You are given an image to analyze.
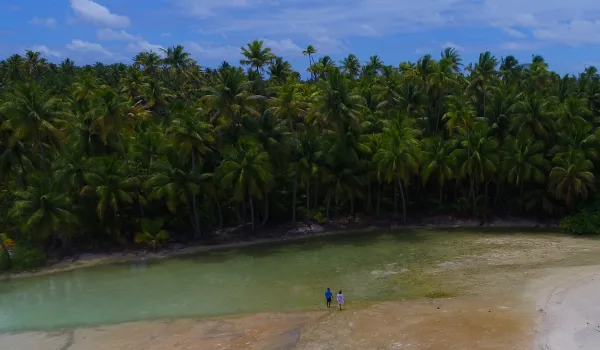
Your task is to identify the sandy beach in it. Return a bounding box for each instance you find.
[1,232,598,349]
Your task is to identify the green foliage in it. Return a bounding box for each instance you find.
[135,218,169,251]
[561,200,600,234]
[1,42,600,257]
[1,244,47,271]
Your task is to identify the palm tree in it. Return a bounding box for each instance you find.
[443,93,476,136]
[421,137,456,203]
[1,83,70,176]
[9,182,77,244]
[80,158,140,221]
[302,45,317,79]
[88,86,149,165]
[202,63,257,132]
[512,94,556,141]
[374,114,420,222]
[503,139,549,210]
[454,124,500,212]
[134,51,163,77]
[267,78,308,134]
[296,131,322,222]
[469,51,498,120]
[135,218,169,252]
[160,45,193,72]
[23,50,47,82]
[441,47,462,73]
[549,153,595,209]
[268,57,298,84]
[218,139,273,230]
[310,68,364,137]
[145,157,210,237]
[240,40,275,75]
[166,113,214,170]
[341,54,361,79]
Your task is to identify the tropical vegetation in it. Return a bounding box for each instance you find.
[1,42,599,269]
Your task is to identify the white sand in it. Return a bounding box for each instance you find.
[533,266,600,350]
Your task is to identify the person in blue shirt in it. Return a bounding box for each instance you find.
[325,288,333,308]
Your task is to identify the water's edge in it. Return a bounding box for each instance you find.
[1,220,561,281]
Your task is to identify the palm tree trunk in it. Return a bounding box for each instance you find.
[306,178,310,223]
[484,180,489,211]
[0,238,11,269]
[215,195,224,229]
[314,181,319,210]
[242,200,247,225]
[439,184,444,204]
[519,184,524,213]
[326,197,331,219]
[248,188,255,231]
[376,181,381,216]
[367,183,371,214]
[398,176,407,224]
[292,172,298,224]
[261,191,269,226]
[394,179,398,216]
[192,195,201,238]
[350,196,355,215]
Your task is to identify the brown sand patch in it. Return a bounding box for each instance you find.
[298,296,533,350]
[0,312,324,350]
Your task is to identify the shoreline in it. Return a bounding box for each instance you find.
[0,216,560,280]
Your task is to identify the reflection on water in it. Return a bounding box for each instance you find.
[0,230,549,332]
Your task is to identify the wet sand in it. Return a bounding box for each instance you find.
[1,234,599,349]
[530,266,600,350]
[0,296,533,350]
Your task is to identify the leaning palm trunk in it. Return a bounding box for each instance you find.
[191,195,201,238]
[398,177,407,224]
[261,191,269,226]
[215,195,224,229]
[292,173,298,224]
[305,178,310,223]
[394,179,398,216]
[376,181,381,216]
[248,188,255,231]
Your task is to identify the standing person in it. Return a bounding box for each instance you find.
[337,290,345,310]
[325,288,333,308]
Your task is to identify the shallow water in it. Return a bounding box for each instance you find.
[0,229,556,332]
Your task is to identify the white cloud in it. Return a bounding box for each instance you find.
[502,27,526,38]
[30,17,57,28]
[261,38,302,56]
[30,45,61,58]
[441,41,464,51]
[97,28,140,41]
[70,0,130,28]
[185,41,240,60]
[174,0,600,52]
[66,39,113,56]
[498,41,541,52]
[360,24,379,37]
[126,40,165,53]
[174,0,255,17]
[533,20,600,46]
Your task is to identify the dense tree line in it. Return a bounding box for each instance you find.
[0,41,598,265]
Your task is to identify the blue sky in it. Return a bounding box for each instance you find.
[2,0,600,74]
